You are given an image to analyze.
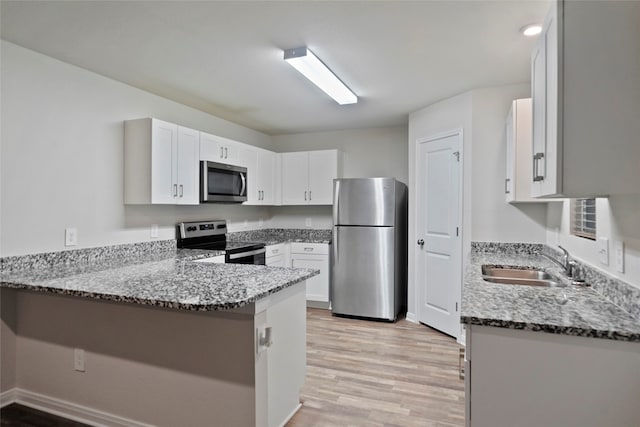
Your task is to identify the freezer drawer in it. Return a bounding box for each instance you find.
[331,226,397,320]
[333,178,397,226]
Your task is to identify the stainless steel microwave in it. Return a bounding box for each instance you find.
[200,161,247,203]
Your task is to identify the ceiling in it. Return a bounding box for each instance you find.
[0,1,549,135]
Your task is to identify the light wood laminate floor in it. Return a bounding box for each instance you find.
[287,308,465,427]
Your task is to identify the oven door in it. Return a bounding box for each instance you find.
[200,161,247,203]
[226,248,266,265]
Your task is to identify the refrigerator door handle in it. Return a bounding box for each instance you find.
[333,227,338,264]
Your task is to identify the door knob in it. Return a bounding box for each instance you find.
[417,239,424,247]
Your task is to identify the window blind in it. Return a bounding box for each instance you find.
[571,198,596,240]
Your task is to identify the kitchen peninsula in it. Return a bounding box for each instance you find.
[0,240,317,427]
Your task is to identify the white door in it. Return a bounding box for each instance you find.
[416,131,462,338]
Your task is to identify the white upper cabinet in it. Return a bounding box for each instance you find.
[282,149,339,205]
[124,118,199,205]
[531,0,640,198]
[505,98,542,203]
[199,132,241,166]
[243,147,279,205]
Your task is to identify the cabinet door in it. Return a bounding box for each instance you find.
[531,2,561,197]
[176,126,200,205]
[308,150,338,205]
[505,103,516,203]
[266,254,285,267]
[282,152,309,205]
[257,149,276,205]
[291,255,329,302]
[199,132,219,161]
[151,119,178,204]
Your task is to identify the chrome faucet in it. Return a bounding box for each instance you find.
[543,245,577,278]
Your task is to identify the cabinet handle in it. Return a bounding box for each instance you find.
[224,147,228,159]
[220,147,224,159]
[272,249,279,254]
[304,191,307,201]
[459,348,465,380]
[309,191,312,201]
[505,178,511,194]
[304,247,313,252]
[533,152,544,182]
[179,184,183,197]
[173,184,178,197]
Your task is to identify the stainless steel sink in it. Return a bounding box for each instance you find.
[481,265,563,287]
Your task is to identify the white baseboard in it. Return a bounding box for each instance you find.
[278,402,302,427]
[405,311,417,323]
[0,388,18,408]
[1,388,153,427]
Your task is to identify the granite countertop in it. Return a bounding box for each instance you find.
[228,228,332,245]
[462,251,640,342]
[1,249,318,311]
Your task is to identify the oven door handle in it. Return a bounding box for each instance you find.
[239,172,247,197]
[227,248,266,260]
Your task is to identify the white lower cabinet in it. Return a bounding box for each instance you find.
[465,325,640,427]
[289,243,329,305]
[265,243,286,267]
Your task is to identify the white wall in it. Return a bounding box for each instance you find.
[407,84,548,322]
[547,196,640,289]
[270,126,408,229]
[0,42,273,256]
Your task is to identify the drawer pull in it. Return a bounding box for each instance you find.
[459,347,465,380]
[304,247,314,252]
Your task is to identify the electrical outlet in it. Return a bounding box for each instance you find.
[150,224,159,239]
[65,228,78,246]
[259,218,264,227]
[243,220,248,228]
[615,241,625,273]
[74,348,85,372]
[598,237,609,266]
[305,218,312,227]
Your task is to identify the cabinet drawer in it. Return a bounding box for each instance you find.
[266,243,285,258]
[290,242,328,255]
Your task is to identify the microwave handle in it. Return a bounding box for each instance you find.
[239,172,246,197]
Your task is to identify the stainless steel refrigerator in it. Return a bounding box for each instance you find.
[330,178,407,321]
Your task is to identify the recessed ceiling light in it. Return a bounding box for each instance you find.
[284,47,358,105]
[521,24,542,36]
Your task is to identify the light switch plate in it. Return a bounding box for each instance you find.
[150,224,159,239]
[615,241,625,273]
[305,218,312,227]
[598,237,609,265]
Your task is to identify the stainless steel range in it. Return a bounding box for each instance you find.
[176,220,266,265]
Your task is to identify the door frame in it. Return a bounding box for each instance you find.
[413,129,464,340]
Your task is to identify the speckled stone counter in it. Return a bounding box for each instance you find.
[1,242,318,311]
[462,243,640,342]
[228,228,332,245]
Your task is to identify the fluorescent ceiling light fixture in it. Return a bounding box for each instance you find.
[284,47,357,105]
[521,24,542,36]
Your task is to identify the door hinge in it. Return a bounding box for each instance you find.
[453,151,460,162]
